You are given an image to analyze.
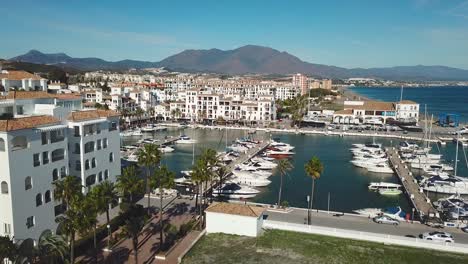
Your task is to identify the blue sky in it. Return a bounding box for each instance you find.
[1,0,468,69]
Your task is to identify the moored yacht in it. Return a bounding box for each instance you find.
[212,183,260,199]
[422,175,468,194]
[176,135,197,144]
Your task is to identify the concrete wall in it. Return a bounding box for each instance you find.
[206,212,261,237]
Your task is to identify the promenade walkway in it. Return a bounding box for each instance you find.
[386,147,436,220]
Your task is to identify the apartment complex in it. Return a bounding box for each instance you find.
[0,91,120,244]
[0,70,48,92]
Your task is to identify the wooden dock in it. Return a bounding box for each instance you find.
[386,147,436,220]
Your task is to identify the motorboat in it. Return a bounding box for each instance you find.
[433,195,468,211]
[181,170,192,177]
[353,152,387,159]
[366,163,394,174]
[174,176,192,185]
[159,145,175,153]
[351,159,388,168]
[120,130,134,137]
[249,161,277,170]
[132,129,143,136]
[122,152,138,162]
[413,163,454,172]
[422,175,468,194]
[230,144,249,153]
[352,143,382,150]
[233,168,271,178]
[212,183,260,199]
[138,138,160,144]
[265,149,295,159]
[141,124,156,132]
[398,141,420,151]
[270,141,295,151]
[176,135,197,144]
[353,206,406,221]
[368,182,401,191]
[229,175,271,187]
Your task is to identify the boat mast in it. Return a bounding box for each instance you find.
[455,132,460,177]
[399,85,403,102]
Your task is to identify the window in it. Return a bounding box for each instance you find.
[85,141,95,153]
[42,151,49,164]
[74,126,80,137]
[25,176,32,190]
[96,123,101,134]
[84,125,94,136]
[85,174,96,187]
[41,132,48,145]
[60,166,66,178]
[91,158,96,168]
[33,153,40,167]
[85,160,90,170]
[11,136,28,151]
[109,122,117,131]
[109,152,114,162]
[44,191,51,203]
[97,139,102,150]
[103,138,108,149]
[98,172,103,182]
[54,204,66,216]
[74,143,80,154]
[1,181,8,194]
[50,129,65,143]
[104,169,109,179]
[3,223,11,235]
[52,169,59,181]
[75,160,81,171]
[36,193,42,206]
[51,149,65,162]
[26,216,35,229]
[0,138,5,152]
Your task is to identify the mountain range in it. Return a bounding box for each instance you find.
[8,45,468,81]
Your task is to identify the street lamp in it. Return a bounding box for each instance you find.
[307,195,311,225]
[107,224,111,250]
[411,208,415,224]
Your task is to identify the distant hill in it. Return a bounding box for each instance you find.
[9,46,468,80]
[0,59,76,83]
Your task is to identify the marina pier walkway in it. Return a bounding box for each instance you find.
[386,147,436,220]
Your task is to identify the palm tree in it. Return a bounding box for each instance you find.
[0,236,17,262]
[36,231,68,264]
[116,165,144,203]
[150,165,175,246]
[304,156,324,225]
[277,159,294,207]
[53,175,82,209]
[55,207,80,264]
[122,205,145,264]
[89,181,118,241]
[135,107,145,126]
[137,144,162,215]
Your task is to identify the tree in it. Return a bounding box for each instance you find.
[53,176,83,264]
[304,156,324,224]
[116,165,144,203]
[122,205,146,264]
[135,107,145,126]
[277,159,294,207]
[150,165,175,246]
[89,181,118,241]
[0,236,17,262]
[137,144,162,215]
[35,231,68,264]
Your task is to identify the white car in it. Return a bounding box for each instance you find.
[421,231,454,243]
[373,215,400,225]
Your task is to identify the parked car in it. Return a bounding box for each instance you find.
[421,231,454,243]
[373,215,400,225]
[461,226,468,233]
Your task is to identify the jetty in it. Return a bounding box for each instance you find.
[386,147,436,220]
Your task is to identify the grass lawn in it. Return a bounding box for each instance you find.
[182,229,468,264]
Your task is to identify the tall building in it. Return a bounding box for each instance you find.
[0,91,121,245]
[292,73,308,95]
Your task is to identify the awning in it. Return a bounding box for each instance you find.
[34,124,68,132]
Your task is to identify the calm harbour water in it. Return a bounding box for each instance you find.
[123,128,468,213]
[349,86,468,122]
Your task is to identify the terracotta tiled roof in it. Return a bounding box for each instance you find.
[352,101,395,111]
[335,109,353,115]
[0,115,60,131]
[54,93,82,100]
[205,202,265,217]
[5,91,53,99]
[0,70,43,80]
[398,100,418,105]
[67,110,120,122]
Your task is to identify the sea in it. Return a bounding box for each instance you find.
[123,126,468,214]
[349,86,468,123]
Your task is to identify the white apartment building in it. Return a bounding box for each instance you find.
[0,91,120,245]
[0,70,48,92]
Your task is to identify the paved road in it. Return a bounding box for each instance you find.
[266,208,468,244]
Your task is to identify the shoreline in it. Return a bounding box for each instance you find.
[160,123,441,143]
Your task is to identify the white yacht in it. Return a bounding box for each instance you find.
[366,163,394,174]
[270,141,295,151]
[230,144,249,153]
[176,135,197,144]
[249,161,277,170]
[212,183,260,199]
[132,129,143,136]
[229,175,271,187]
[368,182,401,195]
[122,152,138,163]
[233,168,271,178]
[413,163,454,172]
[159,145,175,153]
[351,159,387,168]
[120,130,134,137]
[422,175,468,194]
[141,124,156,132]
